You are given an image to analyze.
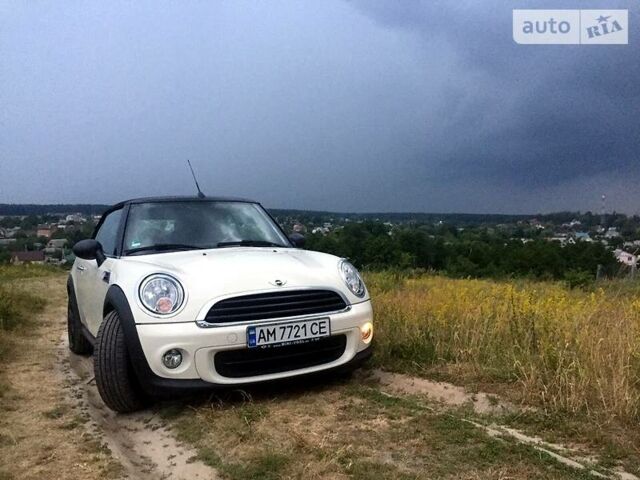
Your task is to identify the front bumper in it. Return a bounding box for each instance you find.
[134,300,373,388]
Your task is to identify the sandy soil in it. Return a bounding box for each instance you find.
[372,369,639,480]
[372,369,515,414]
[60,338,216,480]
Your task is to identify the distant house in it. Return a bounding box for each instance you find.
[562,219,582,228]
[65,213,85,224]
[11,251,45,265]
[575,232,592,242]
[549,234,575,246]
[36,224,56,238]
[46,238,68,250]
[44,238,68,256]
[0,227,20,239]
[311,227,329,235]
[605,227,621,239]
[529,219,545,230]
[614,249,637,267]
[6,227,20,238]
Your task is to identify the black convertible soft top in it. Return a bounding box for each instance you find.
[115,195,257,207]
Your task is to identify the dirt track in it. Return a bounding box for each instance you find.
[60,335,217,480]
[0,275,218,480]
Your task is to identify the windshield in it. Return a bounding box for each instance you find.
[122,201,290,255]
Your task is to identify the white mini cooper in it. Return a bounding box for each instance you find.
[68,196,373,412]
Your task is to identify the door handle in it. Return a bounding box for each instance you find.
[77,265,86,272]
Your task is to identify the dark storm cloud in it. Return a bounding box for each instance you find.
[0,1,638,213]
[350,0,640,202]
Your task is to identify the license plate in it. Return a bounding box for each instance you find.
[246,318,330,348]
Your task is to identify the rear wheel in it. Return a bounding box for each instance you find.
[94,311,147,413]
[67,290,92,355]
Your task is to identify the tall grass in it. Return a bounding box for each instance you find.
[0,263,61,281]
[0,266,53,361]
[0,284,45,331]
[366,271,640,422]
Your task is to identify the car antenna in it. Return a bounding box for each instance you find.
[187,160,206,198]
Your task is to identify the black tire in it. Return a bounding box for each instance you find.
[94,311,147,413]
[67,289,93,355]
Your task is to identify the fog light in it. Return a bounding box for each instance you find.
[360,322,373,343]
[162,349,183,369]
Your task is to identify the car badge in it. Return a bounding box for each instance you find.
[270,279,287,287]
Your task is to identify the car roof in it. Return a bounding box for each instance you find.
[112,195,259,208]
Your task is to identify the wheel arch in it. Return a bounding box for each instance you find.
[103,295,116,318]
[67,274,94,353]
[103,284,132,320]
[102,285,215,396]
[102,284,157,391]
[66,274,75,297]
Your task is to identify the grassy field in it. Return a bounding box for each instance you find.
[156,272,640,479]
[162,379,598,480]
[366,272,640,423]
[0,266,124,480]
[0,265,55,362]
[1,264,639,478]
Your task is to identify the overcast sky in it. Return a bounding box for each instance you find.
[1,1,638,214]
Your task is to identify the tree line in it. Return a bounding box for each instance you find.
[306,222,619,284]
[0,204,109,216]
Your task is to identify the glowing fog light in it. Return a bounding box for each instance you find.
[360,322,373,343]
[162,349,183,369]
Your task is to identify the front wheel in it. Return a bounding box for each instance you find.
[94,311,147,413]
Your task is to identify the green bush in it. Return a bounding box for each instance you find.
[563,270,593,289]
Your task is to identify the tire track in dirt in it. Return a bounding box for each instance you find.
[374,369,639,480]
[56,334,218,480]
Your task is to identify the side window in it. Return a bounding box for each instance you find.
[94,209,123,256]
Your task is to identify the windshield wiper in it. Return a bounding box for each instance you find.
[125,244,208,255]
[216,240,287,248]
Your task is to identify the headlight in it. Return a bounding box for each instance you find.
[139,274,185,315]
[338,259,366,298]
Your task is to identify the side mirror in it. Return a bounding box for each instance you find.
[289,233,306,248]
[73,239,106,266]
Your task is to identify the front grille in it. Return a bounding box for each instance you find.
[204,289,348,324]
[214,335,347,378]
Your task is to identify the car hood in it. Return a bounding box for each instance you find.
[114,247,367,321]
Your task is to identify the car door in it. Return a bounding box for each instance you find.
[76,208,124,336]
[73,255,95,326]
